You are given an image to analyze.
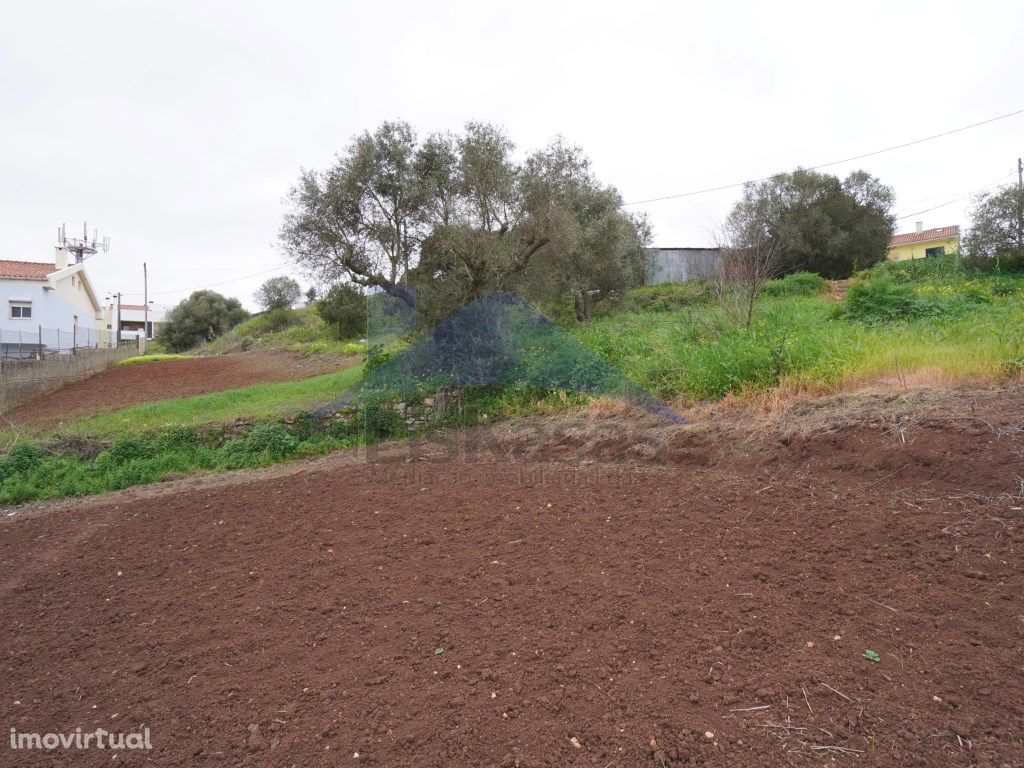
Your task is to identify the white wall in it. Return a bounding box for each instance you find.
[1,277,99,332]
[0,277,109,353]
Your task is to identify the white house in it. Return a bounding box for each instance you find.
[102,302,171,342]
[0,247,108,357]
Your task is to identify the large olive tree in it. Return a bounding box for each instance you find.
[516,184,651,323]
[280,121,647,323]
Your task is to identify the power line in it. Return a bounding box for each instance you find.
[894,171,1015,207]
[895,172,1016,221]
[123,263,290,298]
[623,107,1024,206]
[148,266,285,273]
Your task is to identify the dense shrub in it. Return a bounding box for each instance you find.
[864,254,968,283]
[243,422,299,458]
[762,271,827,297]
[362,403,407,441]
[623,282,711,313]
[0,443,47,478]
[841,278,937,322]
[240,308,301,335]
[990,276,1022,297]
[317,284,367,341]
[159,290,250,352]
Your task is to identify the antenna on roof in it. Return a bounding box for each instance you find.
[57,221,111,263]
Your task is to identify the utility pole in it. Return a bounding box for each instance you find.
[143,262,149,352]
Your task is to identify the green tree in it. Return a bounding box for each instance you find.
[517,186,651,322]
[963,184,1024,271]
[281,121,636,323]
[316,283,367,340]
[728,168,895,278]
[281,120,431,299]
[159,290,249,352]
[254,276,302,311]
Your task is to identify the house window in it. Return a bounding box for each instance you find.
[925,246,946,258]
[9,300,32,319]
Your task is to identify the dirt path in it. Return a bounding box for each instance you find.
[2,351,359,431]
[1,388,1022,766]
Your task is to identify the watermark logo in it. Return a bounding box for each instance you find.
[9,727,152,751]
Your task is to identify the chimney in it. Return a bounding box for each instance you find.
[54,246,69,270]
[915,221,923,233]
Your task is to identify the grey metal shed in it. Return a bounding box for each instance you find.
[646,248,720,284]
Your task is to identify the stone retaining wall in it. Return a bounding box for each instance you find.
[0,347,138,414]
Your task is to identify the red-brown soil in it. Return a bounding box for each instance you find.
[1,388,1023,767]
[2,352,357,431]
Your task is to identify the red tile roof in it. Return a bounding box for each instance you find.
[889,225,960,247]
[0,260,58,279]
[121,304,149,311]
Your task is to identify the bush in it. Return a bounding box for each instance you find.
[261,307,301,333]
[841,278,936,322]
[243,421,298,459]
[865,254,968,283]
[990,276,1023,297]
[762,271,827,297]
[362,403,407,441]
[0,443,47,478]
[623,282,711,313]
[317,284,367,341]
[159,290,250,352]
[98,436,150,467]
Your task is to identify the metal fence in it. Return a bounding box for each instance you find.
[0,325,122,358]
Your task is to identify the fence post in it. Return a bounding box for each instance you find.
[73,325,77,354]
[37,325,42,360]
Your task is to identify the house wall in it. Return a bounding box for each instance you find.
[52,272,104,326]
[0,345,138,413]
[888,236,960,261]
[1,277,99,333]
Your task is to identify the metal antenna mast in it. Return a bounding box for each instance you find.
[57,222,110,264]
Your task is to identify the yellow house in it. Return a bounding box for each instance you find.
[888,223,960,261]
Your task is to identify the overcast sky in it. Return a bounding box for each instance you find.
[1,0,1021,310]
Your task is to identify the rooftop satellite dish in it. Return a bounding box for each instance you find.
[57,221,111,263]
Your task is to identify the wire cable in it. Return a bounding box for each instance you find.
[122,264,291,298]
[623,107,1024,206]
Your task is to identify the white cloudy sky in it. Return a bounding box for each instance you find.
[1,0,1021,309]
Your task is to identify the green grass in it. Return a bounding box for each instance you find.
[575,268,1024,401]
[66,365,364,438]
[0,421,365,505]
[3,256,1022,505]
[202,305,366,358]
[116,353,189,366]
